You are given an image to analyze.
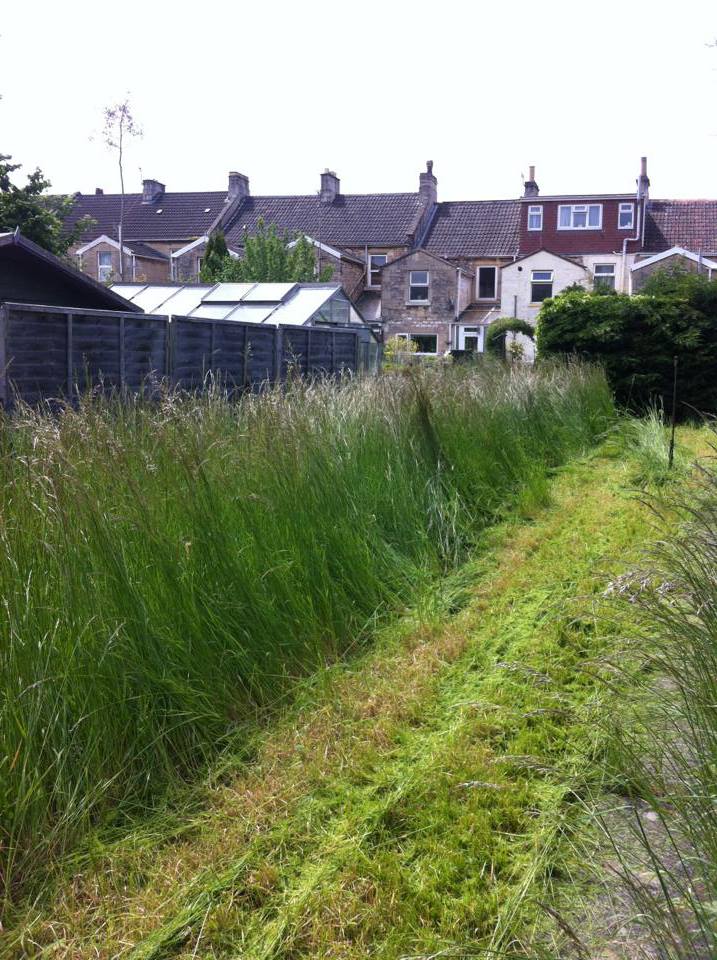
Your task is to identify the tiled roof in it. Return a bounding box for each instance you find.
[65,192,228,242]
[644,200,717,255]
[125,240,169,260]
[223,194,422,247]
[422,200,521,257]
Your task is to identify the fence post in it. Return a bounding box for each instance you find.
[668,354,678,470]
[354,330,360,373]
[66,312,74,397]
[306,328,312,376]
[331,331,336,374]
[119,315,126,388]
[274,326,282,382]
[0,305,6,406]
[243,327,250,388]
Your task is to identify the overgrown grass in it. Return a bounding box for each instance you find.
[0,361,612,905]
[592,432,717,958]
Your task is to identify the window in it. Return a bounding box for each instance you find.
[618,202,634,230]
[399,333,437,354]
[593,263,615,291]
[530,269,553,302]
[97,250,113,282]
[408,270,430,302]
[459,325,484,352]
[528,205,543,231]
[368,254,387,287]
[557,204,602,230]
[477,266,497,300]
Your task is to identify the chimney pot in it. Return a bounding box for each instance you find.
[637,156,650,200]
[95,187,104,195]
[320,169,340,204]
[142,179,165,204]
[419,160,437,208]
[523,164,539,198]
[228,171,250,202]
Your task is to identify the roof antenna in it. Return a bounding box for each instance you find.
[138,166,143,182]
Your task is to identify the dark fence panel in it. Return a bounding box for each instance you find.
[0,303,367,405]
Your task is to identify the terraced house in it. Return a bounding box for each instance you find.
[65,158,717,358]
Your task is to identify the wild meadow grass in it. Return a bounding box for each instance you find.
[596,425,717,958]
[0,360,612,904]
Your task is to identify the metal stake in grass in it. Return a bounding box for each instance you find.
[668,355,678,470]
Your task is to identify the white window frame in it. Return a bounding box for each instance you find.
[557,204,603,230]
[530,269,554,303]
[408,270,430,303]
[593,263,616,290]
[97,250,113,282]
[398,332,438,355]
[618,202,635,230]
[476,266,498,301]
[457,325,485,352]
[527,205,543,231]
[368,253,388,288]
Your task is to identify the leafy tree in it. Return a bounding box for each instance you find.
[202,219,334,283]
[100,99,142,281]
[199,230,229,282]
[536,287,717,416]
[0,154,93,257]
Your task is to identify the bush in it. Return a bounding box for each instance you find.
[485,317,535,357]
[536,286,717,415]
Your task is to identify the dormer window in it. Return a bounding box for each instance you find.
[618,203,635,229]
[408,270,430,303]
[368,254,387,287]
[528,205,543,231]
[558,204,602,230]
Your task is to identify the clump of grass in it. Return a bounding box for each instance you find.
[597,437,717,957]
[620,405,689,486]
[0,360,612,904]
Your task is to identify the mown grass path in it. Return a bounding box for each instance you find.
[8,434,703,960]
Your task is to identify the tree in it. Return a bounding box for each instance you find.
[200,220,334,283]
[536,287,717,416]
[101,99,142,281]
[0,154,93,257]
[199,230,229,283]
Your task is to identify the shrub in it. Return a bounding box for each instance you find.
[486,318,535,357]
[536,287,717,415]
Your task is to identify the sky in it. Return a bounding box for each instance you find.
[1,0,716,202]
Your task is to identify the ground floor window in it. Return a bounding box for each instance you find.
[456,325,485,352]
[398,333,438,354]
[530,269,553,303]
[593,263,615,291]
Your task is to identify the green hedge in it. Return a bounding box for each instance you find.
[536,284,717,415]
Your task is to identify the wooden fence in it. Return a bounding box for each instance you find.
[0,303,367,405]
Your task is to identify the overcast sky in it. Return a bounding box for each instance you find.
[2,1,715,202]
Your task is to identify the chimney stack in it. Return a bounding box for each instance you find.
[320,169,340,204]
[95,187,104,195]
[419,160,437,207]
[228,171,250,202]
[637,156,650,200]
[142,179,165,204]
[523,165,539,198]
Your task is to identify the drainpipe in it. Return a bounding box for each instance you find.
[621,203,642,294]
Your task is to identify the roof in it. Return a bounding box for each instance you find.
[65,191,229,243]
[501,248,587,270]
[111,281,367,327]
[75,234,169,261]
[631,246,717,272]
[0,231,142,311]
[380,247,475,276]
[223,194,422,247]
[422,200,521,257]
[643,200,717,255]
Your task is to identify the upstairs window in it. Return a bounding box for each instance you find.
[558,204,602,229]
[98,250,113,282]
[368,254,387,287]
[528,205,543,231]
[593,263,616,291]
[409,270,430,302]
[477,266,497,300]
[618,202,635,229]
[530,269,553,302]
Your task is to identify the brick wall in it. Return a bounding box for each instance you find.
[519,197,645,256]
[380,250,461,353]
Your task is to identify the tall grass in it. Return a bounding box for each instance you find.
[0,360,612,903]
[599,433,717,957]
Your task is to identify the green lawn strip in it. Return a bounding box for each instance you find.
[8,437,682,959]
